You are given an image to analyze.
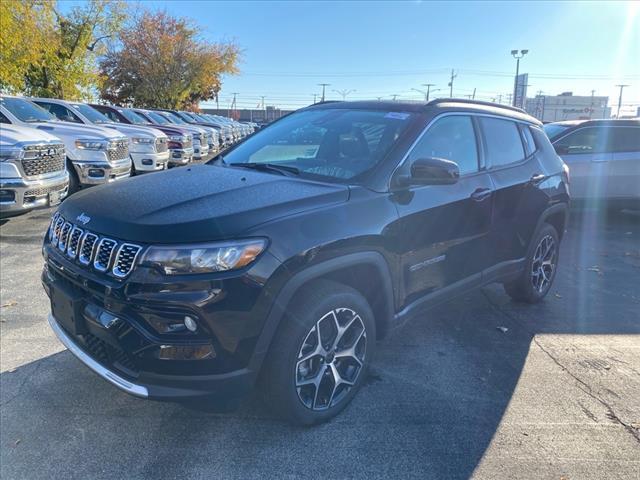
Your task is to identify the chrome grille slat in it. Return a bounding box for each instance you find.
[22,143,65,177]
[79,232,98,265]
[49,215,142,278]
[155,138,168,153]
[107,140,129,162]
[93,238,118,272]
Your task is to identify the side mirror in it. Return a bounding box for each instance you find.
[398,157,460,186]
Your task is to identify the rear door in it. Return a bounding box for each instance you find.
[606,126,640,202]
[481,116,550,271]
[391,114,494,307]
[552,126,613,200]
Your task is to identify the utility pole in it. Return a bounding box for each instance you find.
[421,83,436,101]
[472,87,476,100]
[333,89,355,100]
[391,94,399,101]
[448,69,457,97]
[615,84,629,118]
[506,93,513,105]
[511,49,529,107]
[318,83,331,102]
[312,94,317,104]
[411,88,429,102]
[260,96,266,110]
[215,93,219,110]
[230,92,239,118]
[497,94,502,104]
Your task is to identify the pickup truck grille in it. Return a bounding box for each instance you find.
[182,136,193,149]
[155,137,168,153]
[22,143,65,177]
[48,213,143,279]
[107,140,129,163]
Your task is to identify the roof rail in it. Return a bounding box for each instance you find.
[426,98,527,114]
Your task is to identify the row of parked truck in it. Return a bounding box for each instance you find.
[0,95,256,217]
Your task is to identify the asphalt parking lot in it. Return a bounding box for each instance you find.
[1,206,639,480]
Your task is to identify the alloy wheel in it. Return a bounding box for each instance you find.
[295,308,367,411]
[531,234,556,294]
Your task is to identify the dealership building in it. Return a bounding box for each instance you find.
[525,92,611,122]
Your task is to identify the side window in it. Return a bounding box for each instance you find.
[39,103,81,123]
[0,111,9,123]
[520,125,537,156]
[407,115,479,175]
[103,110,121,122]
[553,127,609,155]
[608,127,640,153]
[479,117,525,167]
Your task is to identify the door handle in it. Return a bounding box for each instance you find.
[529,173,546,185]
[470,187,492,202]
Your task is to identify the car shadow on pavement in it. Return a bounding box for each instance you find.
[1,209,639,480]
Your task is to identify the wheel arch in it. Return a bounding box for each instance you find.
[538,202,569,239]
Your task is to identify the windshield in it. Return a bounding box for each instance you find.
[164,112,187,124]
[71,104,112,124]
[543,123,572,140]
[1,97,54,123]
[222,108,413,183]
[119,108,147,125]
[147,111,170,125]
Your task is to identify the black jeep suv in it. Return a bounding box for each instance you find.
[42,99,569,425]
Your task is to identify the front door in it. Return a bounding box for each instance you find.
[390,114,494,308]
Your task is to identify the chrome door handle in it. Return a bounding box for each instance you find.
[470,188,492,201]
[530,173,546,184]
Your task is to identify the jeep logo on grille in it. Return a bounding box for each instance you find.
[76,213,91,225]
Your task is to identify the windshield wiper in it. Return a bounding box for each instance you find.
[229,163,300,176]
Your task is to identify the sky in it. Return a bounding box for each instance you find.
[70,0,640,114]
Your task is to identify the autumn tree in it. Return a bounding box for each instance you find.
[99,11,240,109]
[0,0,126,99]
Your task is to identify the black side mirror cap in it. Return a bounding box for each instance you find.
[398,157,460,186]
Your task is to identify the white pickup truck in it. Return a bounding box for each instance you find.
[0,123,69,217]
[31,98,170,174]
[0,96,131,192]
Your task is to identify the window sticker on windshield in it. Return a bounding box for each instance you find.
[385,112,410,120]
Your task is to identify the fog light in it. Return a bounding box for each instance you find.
[0,190,15,202]
[88,168,104,177]
[141,158,153,166]
[184,316,197,332]
[159,344,215,360]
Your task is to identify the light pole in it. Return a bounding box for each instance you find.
[615,84,629,118]
[333,89,355,101]
[318,83,331,102]
[511,49,529,107]
[422,83,436,101]
[411,88,429,102]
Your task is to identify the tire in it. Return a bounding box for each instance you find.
[504,223,560,303]
[66,159,80,194]
[261,279,375,425]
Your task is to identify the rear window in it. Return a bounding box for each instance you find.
[543,123,571,140]
[479,117,525,167]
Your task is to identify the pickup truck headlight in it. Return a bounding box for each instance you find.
[141,239,267,275]
[131,137,154,145]
[75,139,108,150]
[0,147,24,162]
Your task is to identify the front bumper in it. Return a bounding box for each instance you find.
[130,151,170,172]
[71,157,131,185]
[168,147,194,166]
[0,171,69,216]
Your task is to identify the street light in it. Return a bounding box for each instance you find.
[511,49,529,107]
[421,83,436,101]
[333,89,355,100]
[412,86,440,102]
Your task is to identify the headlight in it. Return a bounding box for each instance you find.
[75,139,108,150]
[0,147,24,162]
[141,239,267,275]
[131,137,154,144]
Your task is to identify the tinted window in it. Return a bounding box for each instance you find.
[553,127,610,154]
[223,108,413,182]
[543,123,570,140]
[0,97,54,122]
[609,127,640,153]
[0,111,9,123]
[408,115,478,175]
[479,117,525,167]
[101,109,121,122]
[71,104,111,124]
[520,125,536,156]
[38,102,82,123]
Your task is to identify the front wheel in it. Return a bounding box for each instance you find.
[261,280,375,425]
[504,223,560,303]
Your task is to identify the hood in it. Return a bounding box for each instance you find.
[101,123,166,139]
[34,121,126,140]
[0,123,61,146]
[147,124,190,137]
[58,164,349,243]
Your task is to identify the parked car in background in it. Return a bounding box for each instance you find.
[152,110,219,154]
[0,96,131,192]
[43,99,569,425]
[0,123,68,217]
[157,109,223,150]
[133,109,209,161]
[31,98,170,174]
[89,104,194,167]
[545,119,640,210]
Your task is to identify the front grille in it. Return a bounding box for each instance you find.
[94,238,117,272]
[82,332,139,375]
[21,143,65,177]
[25,181,67,198]
[48,214,142,278]
[107,140,129,162]
[183,136,193,148]
[155,137,168,153]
